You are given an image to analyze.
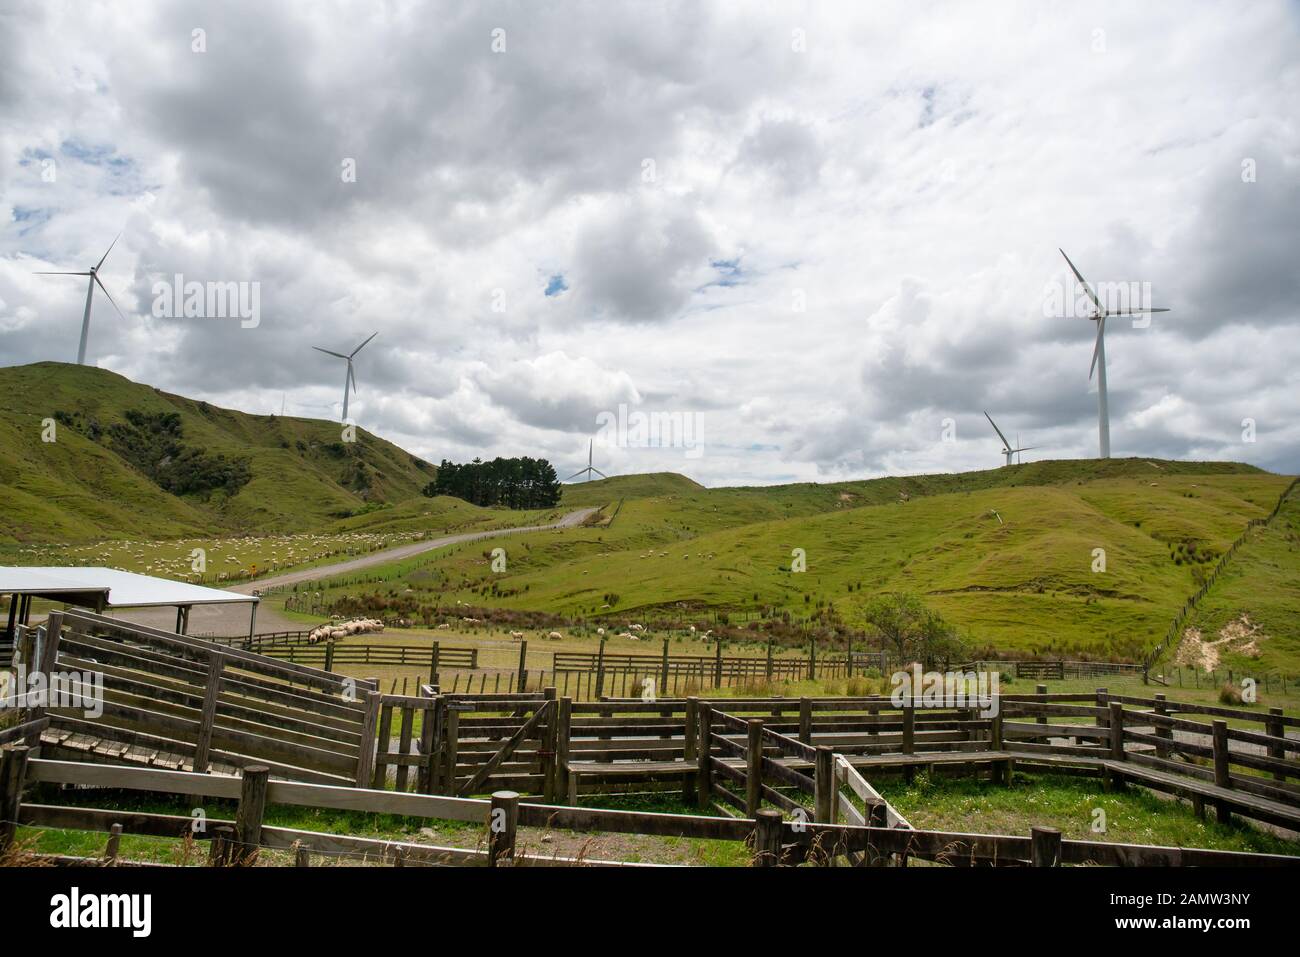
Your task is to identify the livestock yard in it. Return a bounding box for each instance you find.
[3,609,1298,871]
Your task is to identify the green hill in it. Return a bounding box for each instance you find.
[314,462,1294,663]
[0,362,437,542]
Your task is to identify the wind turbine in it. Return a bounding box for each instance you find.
[313,332,377,423]
[566,439,607,482]
[33,234,126,365]
[1059,249,1170,458]
[983,411,1036,467]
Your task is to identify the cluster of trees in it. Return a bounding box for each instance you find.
[423,456,562,509]
[105,410,252,500]
[861,592,966,668]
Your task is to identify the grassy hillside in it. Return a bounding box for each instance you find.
[0,362,437,542]
[296,463,1294,662]
[1181,486,1300,673]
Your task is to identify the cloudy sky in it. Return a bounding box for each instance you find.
[2,0,1298,485]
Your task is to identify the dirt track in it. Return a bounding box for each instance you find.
[108,507,598,636]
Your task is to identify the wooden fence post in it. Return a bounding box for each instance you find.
[208,825,235,866]
[1095,687,1108,728]
[1109,702,1125,760]
[813,746,833,823]
[428,641,440,687]
[713,641,723,688]
[0,745,30,854]
[1212,719,1232,823]
[660,638,670,694]
[798,697,812,744]
[1153,693,1170,759]
[746,719,763,816]
[556,696,573,803]
[595,638,607,698]
[682,697,698,803]
[487,790,520,867]
[355,689,382,788]
[441,706,461,794]
[1030,825,1061,866]
[234,765,270,866]
[807,639,816,680]
[753,809,783,866]
[902,699,916,755]
[697,701,713,809]
[765,639,774,680]
[192,652,224,775]
[104,823,122,863]
[25,611,63,746]
[1267,708,1285,782]
[541,687,558,803]
[1035,684,1047,726]
[516,640,528,693]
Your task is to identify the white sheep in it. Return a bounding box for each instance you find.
[547,631,563,640]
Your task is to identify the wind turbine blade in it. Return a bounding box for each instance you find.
[1059,248,1104,315]
[1089,315,1106,380]
[1109,307,1171,315]
[592,468,607,479]
[348,362,357,395]
[312,346,348,359]
[983,411,1011,449]
[95,233,121,272]
[350,331,378,357]
[93,274,127,320]
[33,270,91,276]
[565,470,585,481]
[1010,447,1040,453]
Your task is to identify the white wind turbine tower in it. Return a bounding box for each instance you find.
[983,412,1036,467]
[33,234,126,365]
[313,332,377,423]
[1059,249,1169,458]
[566,439,607,482]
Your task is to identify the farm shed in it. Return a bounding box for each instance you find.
[0,566,259,647]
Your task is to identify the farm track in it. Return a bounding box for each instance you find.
[227,506,599,593]
[107,507,599,635]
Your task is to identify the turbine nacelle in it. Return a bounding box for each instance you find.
[1058,248,1171,458]
[313,332,377,423]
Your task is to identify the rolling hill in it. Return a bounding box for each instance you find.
[0,362,438,542]
[320,461,1297,664]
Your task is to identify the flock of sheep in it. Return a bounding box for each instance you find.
[307,617,386,643]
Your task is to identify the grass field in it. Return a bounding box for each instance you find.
[288,465,1297,664]
[880,771,1300,857]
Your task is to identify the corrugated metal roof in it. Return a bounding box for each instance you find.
[0,566,258,608]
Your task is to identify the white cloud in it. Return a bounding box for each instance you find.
[1,0,1297,484]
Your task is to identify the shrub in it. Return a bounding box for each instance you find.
[1218,682,1243,706]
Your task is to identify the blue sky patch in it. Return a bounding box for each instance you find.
[544,273,568,297]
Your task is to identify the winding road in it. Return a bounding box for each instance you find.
[227,506,599,595]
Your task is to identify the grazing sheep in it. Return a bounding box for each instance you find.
[436,623,451,630]
[510,631,525,639]
[596,627,605,636]
[547,631,563,640]
[630,624,644,632]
